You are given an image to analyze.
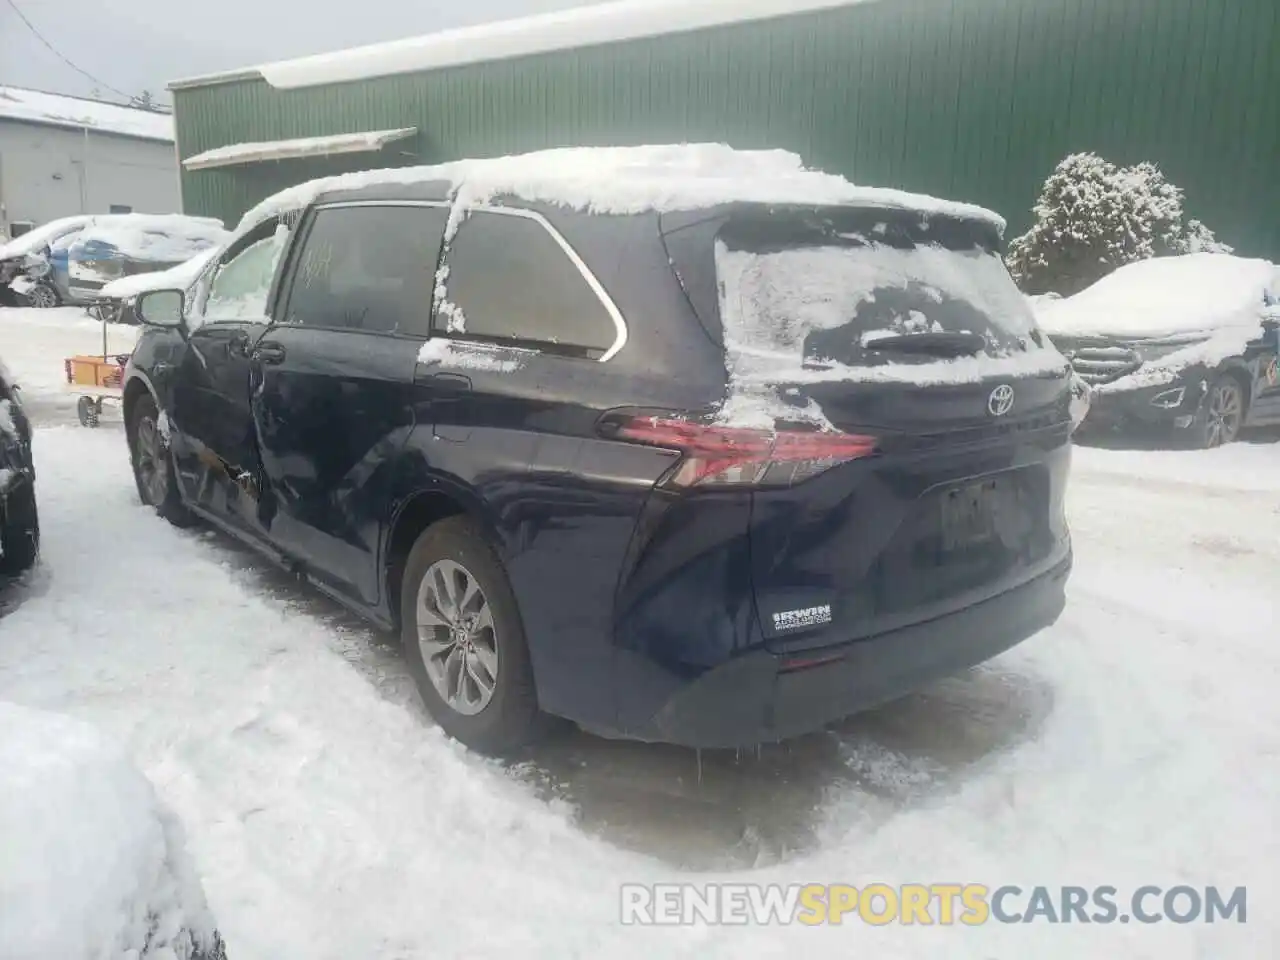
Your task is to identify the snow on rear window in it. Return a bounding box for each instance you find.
[715,238,1066,428]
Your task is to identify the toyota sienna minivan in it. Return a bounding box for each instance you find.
[123,145,1075,754]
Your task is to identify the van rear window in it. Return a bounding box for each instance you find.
[715,211,1040,370]
[699,208,1066,427]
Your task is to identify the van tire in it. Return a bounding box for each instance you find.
[399,517,544,756]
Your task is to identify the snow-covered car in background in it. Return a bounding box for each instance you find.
[0,215,92,307]
[95,246,223,325]
[0,356,38,575]
[0,702,227,959]
[64,215,229,306]
[1038,254,1280,447]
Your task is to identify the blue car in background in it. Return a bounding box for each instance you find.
[65,215,228,306]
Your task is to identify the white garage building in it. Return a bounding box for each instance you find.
[0,86,180,239]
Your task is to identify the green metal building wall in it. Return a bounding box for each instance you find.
[173,0,1280,256]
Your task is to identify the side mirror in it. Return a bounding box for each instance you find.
[135,289,185,328]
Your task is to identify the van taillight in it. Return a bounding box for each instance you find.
[610,415,877,488]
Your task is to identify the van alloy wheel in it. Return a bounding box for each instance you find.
[416,558,499,716]
[134,413,169,505]
[133,409,172,506]
[128,395,197,528]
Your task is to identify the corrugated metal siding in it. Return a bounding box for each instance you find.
[175,0,1280,256]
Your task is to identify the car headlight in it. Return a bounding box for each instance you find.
[1150,387,1186,409]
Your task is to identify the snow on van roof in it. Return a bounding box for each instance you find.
[173,0,883,91]
[237,143,1006,237]
[0,86,173,142]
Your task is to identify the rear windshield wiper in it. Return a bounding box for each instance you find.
[862,332,987,358]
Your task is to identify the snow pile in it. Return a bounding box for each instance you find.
[71,215,229,265]
[191,0,885,90]
[417,337,527,372]
[183,128,418,170]
[1007,153,1232,297]
[432,264,467,333]
[715,239,1066,428]
[0,86,173,142]
[0,216,92,261]
[0,702,223,960]
[100,247,222,301]
[238,143,1005,239]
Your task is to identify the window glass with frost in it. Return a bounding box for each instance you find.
[196,222,290,325]
[282,205,446,335]
[714,210,1045,376]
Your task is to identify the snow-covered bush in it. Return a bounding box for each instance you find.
[1006,153,1232,296]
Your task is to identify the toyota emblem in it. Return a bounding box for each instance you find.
[988,384,1015,417]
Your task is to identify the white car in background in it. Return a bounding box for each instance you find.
[66,215,228,306]
[95,245,224,324]
[0,702,227,960]
[1037,253,1280,447]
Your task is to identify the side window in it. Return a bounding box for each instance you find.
[196,220,290,325]
[282,205,446,336]
[436,210,618,358]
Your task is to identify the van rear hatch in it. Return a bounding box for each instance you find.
[663,205,1073,652]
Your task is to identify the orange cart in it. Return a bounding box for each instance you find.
[63,316,131,427]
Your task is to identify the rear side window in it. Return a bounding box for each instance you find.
[715,211,1042,370]
[283,205,447,336]
[437,210,617,358]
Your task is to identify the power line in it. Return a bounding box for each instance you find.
[3,0,163,108]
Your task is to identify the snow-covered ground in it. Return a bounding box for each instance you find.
[0,702,224,960]
[0,307,138,426]
[0,307,1276,958]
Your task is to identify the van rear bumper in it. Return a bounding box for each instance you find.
[622,554,1070,749]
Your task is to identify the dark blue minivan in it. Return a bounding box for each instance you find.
[123,148,1074,754]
